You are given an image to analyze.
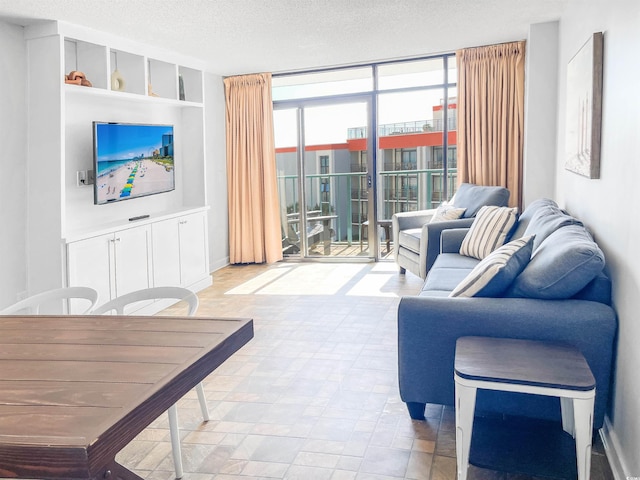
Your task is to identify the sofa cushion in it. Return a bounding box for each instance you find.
[460,206,518,260]
[505,225,605,299]
[450,236,534,298]
[510,198,558,240]
[422,268,475,294]
[453,183,511,218]
[522,204,582,251]
[398,228,422,254]
[430,204,466,223]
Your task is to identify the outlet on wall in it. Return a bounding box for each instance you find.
[76,170,94,186]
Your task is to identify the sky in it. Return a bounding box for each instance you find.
[274,88,454,147]
[272,64,456,148]
[96,123,173,162]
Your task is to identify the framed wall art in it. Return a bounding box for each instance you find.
[565,32,604,179]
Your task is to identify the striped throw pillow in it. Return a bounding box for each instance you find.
[459,206,518,259]
[450,235,534,298]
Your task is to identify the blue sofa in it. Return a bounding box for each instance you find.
[397,199,617,430]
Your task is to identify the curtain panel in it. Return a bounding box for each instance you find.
[224,73,283,264]
[456,41,525,210]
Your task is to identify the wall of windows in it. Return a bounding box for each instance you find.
[273,54,457,258]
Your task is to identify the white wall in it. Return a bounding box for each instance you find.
[555,0,640,475]
[204,72,229,270]
[523,21,559,206]
[0,21,27,307]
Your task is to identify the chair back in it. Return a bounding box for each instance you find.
[0,286,99,315]
[92,286,198,316]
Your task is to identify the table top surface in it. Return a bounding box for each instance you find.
[454,336,595,391]
[0,314,253,479]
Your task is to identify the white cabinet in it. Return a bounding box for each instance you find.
[67,225,152,306]
[67,209,211,314]
[179,211,209,287]
[113,226,153,297]
[152,211,209,288]
[67,233,112,307]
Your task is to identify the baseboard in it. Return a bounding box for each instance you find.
[209,257,230,272]
[188,275,213,292]
[600,417,629,480]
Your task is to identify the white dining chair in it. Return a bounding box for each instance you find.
[0,286,99,315]
[92,286,209,479]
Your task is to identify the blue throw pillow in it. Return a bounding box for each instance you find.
[509,198,558,240]
[522,204,582,251]
[453,183,510,218]
[450,235,534,298]
[505,225,605,299]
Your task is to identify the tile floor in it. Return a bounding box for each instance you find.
[117,261,614,480]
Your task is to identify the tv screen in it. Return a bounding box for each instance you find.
[93,122,175,205]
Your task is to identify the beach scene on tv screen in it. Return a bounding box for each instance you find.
[95,124,175,204]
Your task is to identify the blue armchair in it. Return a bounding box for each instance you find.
[392,183,510,279]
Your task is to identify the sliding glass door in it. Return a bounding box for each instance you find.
[275,99,374,259]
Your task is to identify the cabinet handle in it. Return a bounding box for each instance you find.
[179,220,188,225]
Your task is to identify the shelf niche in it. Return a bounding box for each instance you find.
[64,38,108,90]
[110,49,145,95]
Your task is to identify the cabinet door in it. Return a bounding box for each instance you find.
[113,225,152,298]
[67,233,113,310]
[151,218,181,287]
[178,212,209,287]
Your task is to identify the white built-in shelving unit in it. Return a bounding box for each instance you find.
[25,21,211,310]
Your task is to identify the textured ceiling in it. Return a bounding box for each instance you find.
[0,0,568,75]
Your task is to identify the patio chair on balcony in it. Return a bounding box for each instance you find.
[392,183,510,279]
[282,211,329,254]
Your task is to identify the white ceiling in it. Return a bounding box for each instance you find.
[0,0,568,76]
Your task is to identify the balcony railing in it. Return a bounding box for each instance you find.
[347,118,457,139]
[277,168,457,256]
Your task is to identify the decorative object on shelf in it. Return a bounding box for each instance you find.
[179,74,185,101]
[147,60,160,97]
[64,40,92,87]
[65,71,92,87]
[565,32,604,179]
[111,69,126,91]
[111,51,126,91]
[147,83,160,97]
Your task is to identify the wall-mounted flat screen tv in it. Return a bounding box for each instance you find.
[93,122,175,205]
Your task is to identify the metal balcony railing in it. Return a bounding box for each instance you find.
[277,168,457,255]
[348,118,457,139]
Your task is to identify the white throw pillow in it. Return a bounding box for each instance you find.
[429,204,466,223]
[459,206,518,260]
[450,235,534,297]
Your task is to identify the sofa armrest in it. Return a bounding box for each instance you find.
[392,210,436,263]
[393,209,436,231]
[420,218,475,274]
[440,228,470,253]
[397,296,617,428]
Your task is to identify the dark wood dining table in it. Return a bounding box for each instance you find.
[0,314,254,480]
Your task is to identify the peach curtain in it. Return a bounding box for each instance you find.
[456,41,525,209]
[224,73,283,264]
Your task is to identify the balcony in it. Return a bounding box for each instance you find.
[348,118,457,139]
[277,168,457,257]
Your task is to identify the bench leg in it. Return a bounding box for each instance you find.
[573,396,595,480]
[455,381,477,480]
[399,267,406,274]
